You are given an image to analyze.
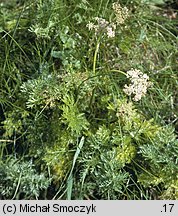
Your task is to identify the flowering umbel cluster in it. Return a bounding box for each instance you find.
[86,2,129,38]
[86,17,116,38]
[123,69,152,101]
[112,2,129,24]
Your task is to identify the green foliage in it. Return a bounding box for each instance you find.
[91,150,130,199]
[51,26,81,71]
[20,65,62,109]
[0,0,177,199]
[138,126,178,199]
[60,94,89,135]
[43,142,71,182]
[75,99,163,199]
[0,157,50,199]
[2,110,28,138]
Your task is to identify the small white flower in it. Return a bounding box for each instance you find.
[106,26,115,38]
[86,22,95,30]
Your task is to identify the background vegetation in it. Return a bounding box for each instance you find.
[0,0,177,199]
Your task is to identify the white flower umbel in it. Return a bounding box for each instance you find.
[86,18,116,39]
[123,69,152,101]
[112,2,129,24]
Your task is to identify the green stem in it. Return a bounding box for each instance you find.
[110,69,127,76]
[93,41,100,75]
[12,172,22,200]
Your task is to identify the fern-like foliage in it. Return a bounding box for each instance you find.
[21,65,62,109]
[0,157,50,199]
[60,94,89,135]
[138,126,178,199]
